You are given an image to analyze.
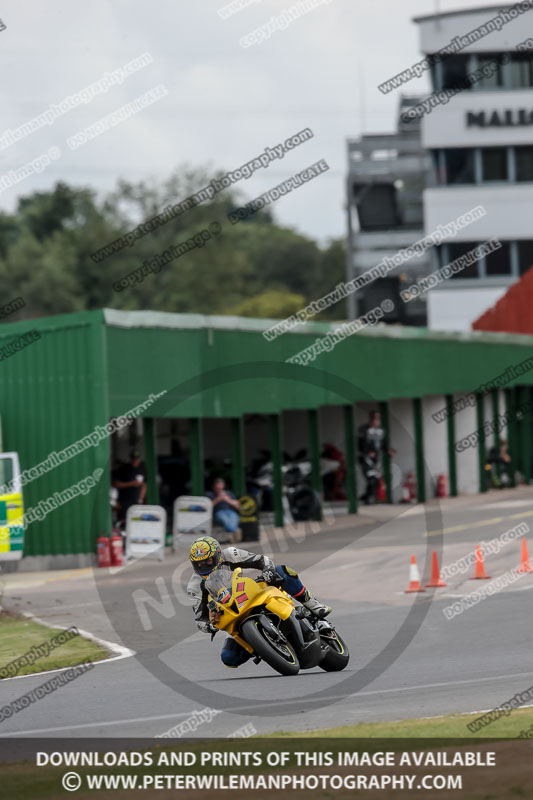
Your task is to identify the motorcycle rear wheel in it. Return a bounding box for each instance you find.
[319,632,350,672]
[241,617,300,676]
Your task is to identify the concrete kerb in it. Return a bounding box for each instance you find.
[0,609,135,682]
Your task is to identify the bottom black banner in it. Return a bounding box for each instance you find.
[1,737,532,798]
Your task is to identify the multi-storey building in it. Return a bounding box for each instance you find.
[413,3,533,330]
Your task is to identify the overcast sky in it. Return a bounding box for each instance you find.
[1,0,504,243]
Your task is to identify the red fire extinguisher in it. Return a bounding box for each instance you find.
[376,478,386,503]
[436,474,447,498]
[110,533,124,567]
[97,536,111,568]
[401,473,417,503]
[407,473,417,503]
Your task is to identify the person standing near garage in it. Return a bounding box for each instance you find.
[113,449,147,522]
[357,410,394,504]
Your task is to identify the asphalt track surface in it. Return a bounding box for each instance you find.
[1,488,533,740]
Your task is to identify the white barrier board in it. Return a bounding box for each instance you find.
[126,505,166,561]
[173,495,212,550]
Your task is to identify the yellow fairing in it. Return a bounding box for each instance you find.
[208,568,295,654]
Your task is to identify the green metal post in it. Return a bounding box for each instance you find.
[514,386,524,475]
[491,390,501,450]
[412,398,425,503]
[189,418,204,495]
[307,409,323,521]
[505,389,517,487]
[230,417,245,498]
[270,414,284,528]
[445,395,457,497]
[344,405,357,514]
[476,393,487,493]
[491,389,501,483]
[379,401,392,503]
[520,386,532,485]
[143,417,158,505]
[90,319,112,541]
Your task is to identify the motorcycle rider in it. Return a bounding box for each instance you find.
[187,535,331,668]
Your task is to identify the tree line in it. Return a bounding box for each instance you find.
[0,170,346,322]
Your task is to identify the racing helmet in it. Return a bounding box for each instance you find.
[189,536,222,577]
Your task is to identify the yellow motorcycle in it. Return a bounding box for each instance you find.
[204,565,349,676]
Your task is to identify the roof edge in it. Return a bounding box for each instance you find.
[102,308,533,347]
[413,3,517,23]
[0,308,531,348]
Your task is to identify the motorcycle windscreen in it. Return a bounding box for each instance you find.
[0,453,24,561]
[205,566,235,605]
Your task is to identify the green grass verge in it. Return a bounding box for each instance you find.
[0,612,110,677]
[270,708,533,739]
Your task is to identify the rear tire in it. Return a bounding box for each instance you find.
[319,632,350,672]
[241,617,300,676]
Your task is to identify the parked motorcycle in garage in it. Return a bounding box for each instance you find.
[247,449,339,522]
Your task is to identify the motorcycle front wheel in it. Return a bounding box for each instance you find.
[241,617,300,676]
[319,631,350,672]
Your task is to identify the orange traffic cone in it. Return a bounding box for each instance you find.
[470,544,491,580]
[405,554,425,593]
[516,538,533,573]
[425,551,447,587]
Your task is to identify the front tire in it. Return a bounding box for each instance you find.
[241,617,300,676]
[319,632,350,672]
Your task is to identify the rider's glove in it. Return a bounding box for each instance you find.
[197,620,218,635]
[261,567,282,585]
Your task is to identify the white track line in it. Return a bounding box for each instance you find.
[4,669,533,737]
[0,710,216,737]
[33,601,104,613]
[0,612,135,681]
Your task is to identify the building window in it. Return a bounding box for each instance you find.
[447,242,480,279]
[481,148,508,182]
[435,147,533,185]
[515,146,533,182]
[518,240,533,275]
[354,183,400,230]
[442,149,475,184]
[485,242,511,276]
[440,54,471,91]
[509,52,533,88]
[477,54,505,89]
[429,60,439,93]
[432,151,444,185]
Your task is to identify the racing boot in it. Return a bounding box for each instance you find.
[300,588,332,619]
